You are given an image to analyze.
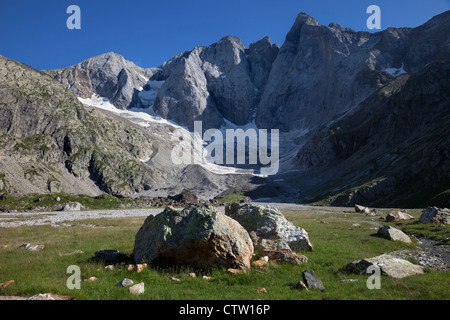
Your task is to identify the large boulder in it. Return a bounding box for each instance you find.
[225,203,313,252]
[133,205,254,270]
[377,226,412,243]
[341,254,424,278]
[419,207,450,224]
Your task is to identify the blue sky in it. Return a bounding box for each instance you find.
[0,0,449,70]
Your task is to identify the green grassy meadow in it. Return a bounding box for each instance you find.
[0,206,449,300]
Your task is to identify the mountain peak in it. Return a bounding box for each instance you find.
[294,12,320,26]
[285,12,320,42]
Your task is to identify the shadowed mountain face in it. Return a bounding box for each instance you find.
[5,11,449,207]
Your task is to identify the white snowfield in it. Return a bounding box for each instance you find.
[77,95,251,176]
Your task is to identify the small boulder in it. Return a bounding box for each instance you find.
[18,243,44,252]
[377,225,412,243]
[355,204,370,213]
[116,279,134,287]
[302,270,325,291]
[61,202,83,211]
[129,282,145,295]
[261,249,308,264]
[225,203,313,252]
[386,210,415,222]
[341,253,424,278]
[136,264,147,273]
[256,288,267,294]
[84,277,98,282]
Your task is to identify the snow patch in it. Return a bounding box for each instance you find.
[384,63,407,77]
[77,94,248,176]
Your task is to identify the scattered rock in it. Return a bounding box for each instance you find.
[355,204,370,214]
[54,197,61,202]
[302,270,325,291]
[0,280,14,288]
[252,260,268,269]
[169,277,182,283]
[129,282,145,295]
[94,250,131,264]
[340,279,358,283]
[61,202,83,211]
[419,207,450,224]
[261,249,308,264]
[202,276,212,280]
[256,288,267,294]
[386,210,415,222]
[189,273,197,278]
[84,277,98,282]
[225,203,313,252]
[17,243,45,252]
[136,264,147,273]
[377,225,412,243]
[127,264,135,271]
[133,205,254,270]
[116,279,134,287]
[294,281,308,291]
[341,253,424,278]
[227,268,246,275]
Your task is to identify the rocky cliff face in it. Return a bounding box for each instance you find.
[151,36,279,130]
[291,58,450,207]
[256,11,450,132]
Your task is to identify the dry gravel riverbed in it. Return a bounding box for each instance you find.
[0,202,355,229]
[0,208,171,228]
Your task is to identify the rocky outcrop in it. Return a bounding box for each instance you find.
[133,205,254,270]
[225,203,313,252]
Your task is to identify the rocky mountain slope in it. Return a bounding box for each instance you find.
[4,10,449,207]
[0,55,257,198]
